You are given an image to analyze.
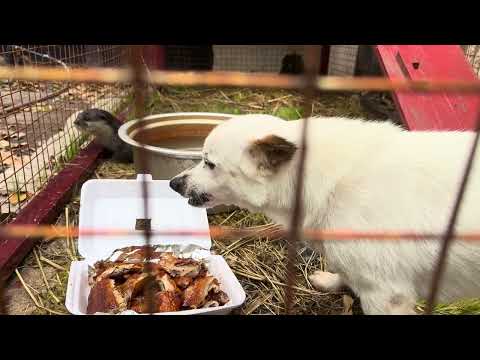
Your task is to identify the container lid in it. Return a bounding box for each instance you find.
[78,174,212,265]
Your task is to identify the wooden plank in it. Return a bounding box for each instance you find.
[375,45,480,131]
[0,143,104,282]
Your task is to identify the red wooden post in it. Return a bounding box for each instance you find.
[143,45,165,70]
[375,45,480,131]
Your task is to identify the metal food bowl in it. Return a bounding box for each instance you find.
[118,112,237,215]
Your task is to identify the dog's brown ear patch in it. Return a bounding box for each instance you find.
[249,135,297,171]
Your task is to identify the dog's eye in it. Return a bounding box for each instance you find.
[204,159,215,170]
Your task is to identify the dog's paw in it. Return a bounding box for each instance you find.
[387,294,418,315]
[308,271,343,292]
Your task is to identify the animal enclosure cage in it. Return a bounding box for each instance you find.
[164,45,480,77]
[1,44,480,315]
[165,45,348,75]
[0,45,131,223]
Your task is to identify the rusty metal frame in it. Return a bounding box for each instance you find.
[3,66,480,92]
[0,45,479,315]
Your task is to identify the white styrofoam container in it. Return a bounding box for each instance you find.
[65,174,246,315]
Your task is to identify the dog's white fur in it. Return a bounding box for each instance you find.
[173,114,480,315]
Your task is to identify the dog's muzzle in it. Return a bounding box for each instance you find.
[187,192,211,207]
[169,175,211,207]
[169,175,187,195]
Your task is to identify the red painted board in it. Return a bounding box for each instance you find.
[375,45,480,131]
[0,143,104,283]
[143,46,165,70]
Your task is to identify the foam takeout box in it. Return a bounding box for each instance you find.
[65,174,246,315]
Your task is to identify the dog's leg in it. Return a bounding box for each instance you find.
[359,290,417,315]
[309,271,345,292]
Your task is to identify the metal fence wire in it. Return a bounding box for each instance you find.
[0,45,480,315]
[0,45,131,224]
[463,45,480,78]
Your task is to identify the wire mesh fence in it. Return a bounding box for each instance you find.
[0,45,480,315]
[0,45,131,223]
[463,45,480,77]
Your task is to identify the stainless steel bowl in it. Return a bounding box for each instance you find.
[118,112,237,214]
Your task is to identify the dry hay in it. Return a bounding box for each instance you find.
[4,87,479,315]
[140,86,382,122]
[209,210,348,315]
[5,196,80,315]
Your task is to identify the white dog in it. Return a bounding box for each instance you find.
[169,114,480,315]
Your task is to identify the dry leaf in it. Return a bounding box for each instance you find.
[8,191,32,205]
[36,105,54,112]
[0,140,10,149]
[342,295,354,315]
[9,142,28,149]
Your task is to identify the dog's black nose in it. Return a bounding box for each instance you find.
[169,176,186,194]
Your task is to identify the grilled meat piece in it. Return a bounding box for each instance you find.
[129,292,182,313]
[88,248,228,313]
[114,248,147,263]
[119,273,150,304]
[130,296,147,314]
[95,263,143,282]
[156,291,182,313]
[207,290,230,306]
[174,276,193,289]
[158,253,202,278]
[183,276,221,308]
[156,273,179,293]
[87,278,126,314]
